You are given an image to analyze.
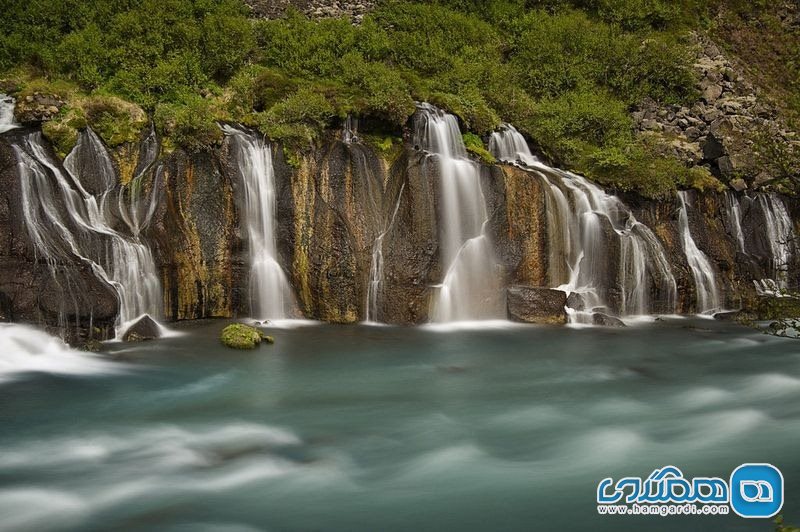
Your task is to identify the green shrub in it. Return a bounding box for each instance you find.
[522,89,632,165]
[80,95,147,147]
[154,94,222,152]
[462,132,496,164]
[256,87,335,144]
[430,90,500,135]
[42,120,79,159]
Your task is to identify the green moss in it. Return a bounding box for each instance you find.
[42,120,79,160]
[462,132,496,164]
[283,146,302,169]
[154,94,223,152]
[220,323,273,350]
[80,95,147,147]
[256,87,335,145]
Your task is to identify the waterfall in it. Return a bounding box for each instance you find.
[677,191,721,313]
[489,124,539,166]
[414,103,503,322]
[12,131,162,336]
[723,191,747,253]
[342,115,359,144]
[489,125,676,319]
[0,94,18,134]
[365,184,405,323]
[758,194,795,288]
[222,126,294,320]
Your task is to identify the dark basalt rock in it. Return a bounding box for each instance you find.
[0,134,118,344]
[592,313,626,327]
[122,315,161,342]
[507,286,567,325]
[566,292,586,311]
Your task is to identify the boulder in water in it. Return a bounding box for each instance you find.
[566,292,586,311]
[122,315,161,342]
[507,286,567,325]
[592,313,626,327]
[220,323,273,350]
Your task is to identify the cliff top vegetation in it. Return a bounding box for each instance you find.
[1,0,798,198]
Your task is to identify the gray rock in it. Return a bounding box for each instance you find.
[730,178,747,192]
[702,84,723,103]
[592,313,626,327]
[566,292,586,311]
[685,127,702,141]
[507,286,567,325]
[122,315,161,342]
[702,134,725,160]
[641,119,662,131]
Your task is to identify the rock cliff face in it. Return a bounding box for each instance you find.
[633,33,799,190]
[1,122,798,341]
[0,129,118,344]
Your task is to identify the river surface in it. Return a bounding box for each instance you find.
[1,318,799,531]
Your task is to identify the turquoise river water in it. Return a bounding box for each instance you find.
[0,317,799,531]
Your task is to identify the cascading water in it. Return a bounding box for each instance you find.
[415,104,503,322]
[13,131,162,336]
[677,191,721,313]
[758,193,795,287]
[489,124,539,166]
[222,126,294,320]
[365,184,405,323]
[0,94,18,134]
[723,191,747,253]
[723,191,795,291]
[342,115,359,145]
[489,125,677,319]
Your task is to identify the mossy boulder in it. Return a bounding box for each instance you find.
[220,323,274,350]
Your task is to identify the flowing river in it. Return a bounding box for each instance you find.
[1,319,799,531]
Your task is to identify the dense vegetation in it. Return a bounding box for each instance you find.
[1,0,796,197]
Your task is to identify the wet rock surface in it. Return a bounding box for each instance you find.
[506,286,567,325]
[122,315,161,342]
[0,133,118,344]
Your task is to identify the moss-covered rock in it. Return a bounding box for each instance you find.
[220,323,272,350]
[462,132,496,164]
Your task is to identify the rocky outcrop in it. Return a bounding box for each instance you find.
[0,130,118,343]
[507,286,567,324]
[593,313,626,327]
[633,33,798,189]
[2,120,799,340]
[147,147,244,321]
[122,315,161,342]
[13,93,65,123]
[282,139,386,322]
[243,0,374,22]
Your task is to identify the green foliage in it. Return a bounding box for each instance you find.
[80,95,147,147]
[509,9,696,105]
[42,120,79,160]
[4,0,781,200]
[430,90,500,135]
[523,89,632,164]
[256,88,335,145]
[462,133,497,164]
[154,94,222,152]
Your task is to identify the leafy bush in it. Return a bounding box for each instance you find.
[462,132,496,164]
[154,94,222,152]
[42,120,79,159]
[80,95,147,147]
[256,88,335,145]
